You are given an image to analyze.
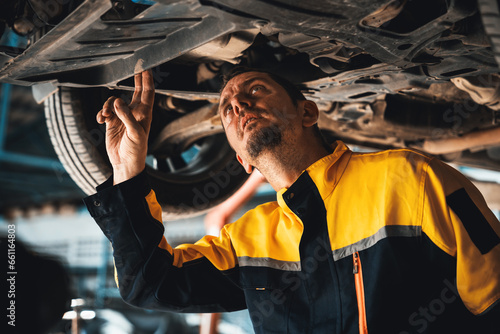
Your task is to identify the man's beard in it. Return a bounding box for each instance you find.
[246,124,282,159]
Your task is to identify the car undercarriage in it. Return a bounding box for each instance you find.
[1,0,500,218]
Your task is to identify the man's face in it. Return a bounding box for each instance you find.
[218,71,300,166]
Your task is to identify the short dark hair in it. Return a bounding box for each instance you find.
[220,66,306,106]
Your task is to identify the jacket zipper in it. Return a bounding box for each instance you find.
[353,251,368,334]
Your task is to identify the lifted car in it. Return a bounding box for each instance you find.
[1,0,499,219]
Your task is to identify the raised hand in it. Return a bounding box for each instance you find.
[96,70,155,185]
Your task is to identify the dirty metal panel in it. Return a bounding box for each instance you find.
[0,0,112,84]
[0,0,247,86]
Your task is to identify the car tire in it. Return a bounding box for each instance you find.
[45,87,249,220]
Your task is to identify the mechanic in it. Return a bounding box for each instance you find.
[84,69,500,333]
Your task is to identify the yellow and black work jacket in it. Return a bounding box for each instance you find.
[85,141,500,333]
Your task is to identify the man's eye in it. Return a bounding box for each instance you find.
[251,86,263,94]
[225,105,233,115]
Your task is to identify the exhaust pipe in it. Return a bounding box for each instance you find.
[418,126,500,155]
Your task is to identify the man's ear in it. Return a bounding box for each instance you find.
[300,100,320,128]
[237,153,253,174]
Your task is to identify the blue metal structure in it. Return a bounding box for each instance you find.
[0,30,63,171]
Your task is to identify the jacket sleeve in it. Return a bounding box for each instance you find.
[83,171,246,313]
[421,157,500,315]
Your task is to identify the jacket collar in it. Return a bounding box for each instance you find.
[277,141,352,211]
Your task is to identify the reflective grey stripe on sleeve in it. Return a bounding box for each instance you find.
[237,256,302,271]
[332,225,422,261]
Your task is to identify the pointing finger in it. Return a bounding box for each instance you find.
[141,69,155,107]
[131,73,143,106]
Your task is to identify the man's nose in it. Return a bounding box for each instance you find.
[232,95,251,115]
